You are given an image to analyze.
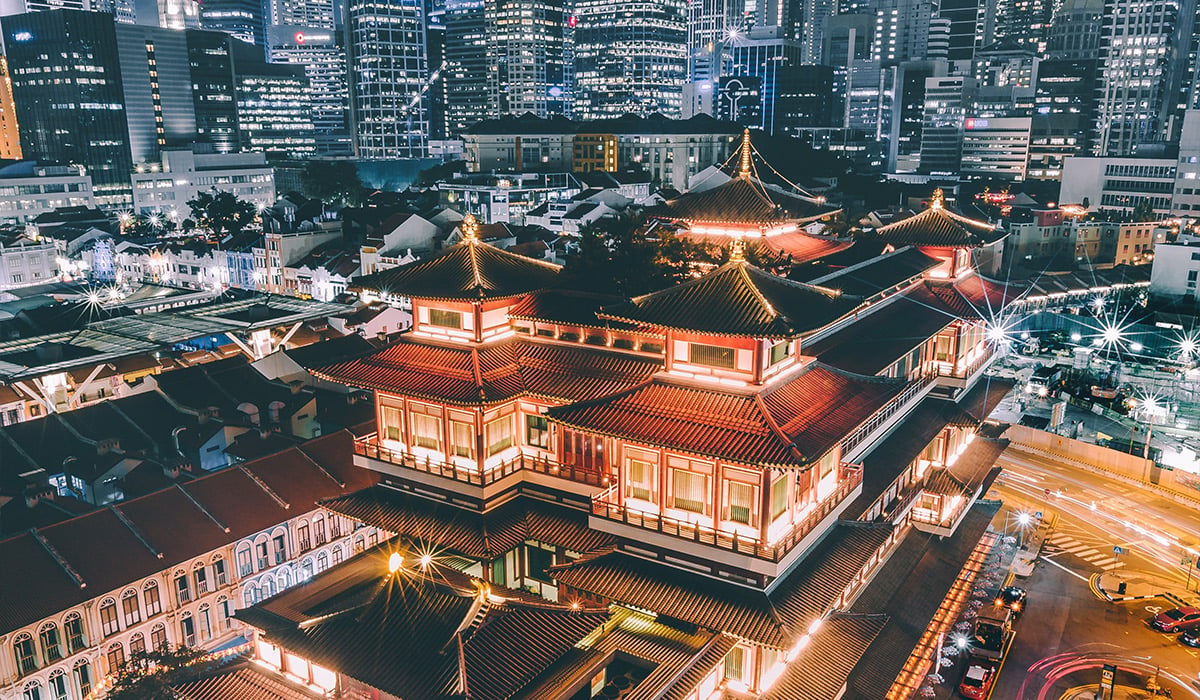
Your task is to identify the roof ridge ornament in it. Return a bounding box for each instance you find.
[930,188,945,210]
[730,236,746,263]
[738,128,752,179]
[462,213,479,242]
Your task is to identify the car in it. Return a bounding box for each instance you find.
[995,586,1027,617]
[958,661,998,699]
[1150,607,1200,632]
[1180,628,1200,647]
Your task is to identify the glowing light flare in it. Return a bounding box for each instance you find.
[387,552,403,574]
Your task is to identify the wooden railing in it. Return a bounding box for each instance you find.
[589,469,863,562]
[353,434,613,488]
[841,374,935,457]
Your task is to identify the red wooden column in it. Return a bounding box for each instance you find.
[758,467,771,546]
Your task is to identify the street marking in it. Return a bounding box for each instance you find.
[1042,555,1089,581]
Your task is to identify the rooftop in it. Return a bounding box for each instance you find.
[874,190,1004,248]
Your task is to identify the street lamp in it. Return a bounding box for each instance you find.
[1128,395,1160,460]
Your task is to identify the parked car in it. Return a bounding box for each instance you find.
[995,586,1027,617]
[1179,628,1200,647]
[958,661,998,699]
[1150,607,1200,632]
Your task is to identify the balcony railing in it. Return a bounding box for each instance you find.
[841,374,935,457]
[353,434,613,488]
[589,468,863,562]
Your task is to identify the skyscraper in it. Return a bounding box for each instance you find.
[266,0,351,155]
[232,41,317,155]
[442,0,488,134]
[485,0,569,119]
[1095,0,1198,155]
[686,0,745,116]
[3,10,133,205]
[1045,0,1102,61]
[199,0,265,46]
[938,0,984,61]
[572,0,687,119]
[991,0,1055,54]
[919,74,977,175]
[346,0,430,158]
[724,25,802,133]
[871,0,939,64]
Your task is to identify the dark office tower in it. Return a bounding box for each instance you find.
[724,26,802,133]
[794,0,835,63]
[231,40,316,155]
[346,0,429,158]
[938,0,983,60]
[572,0,687,119]
[871,0,938,64]
[886,59,943,171]
[443,0,487,134]
[425,0,447,139]
[1179,9,1200,112]
[2,10,133,206]
[1096,0,1198,155]
[199,0,265,47]
[1027,58,1098,179]
[187,30,240,153]
[775,64,837,133]
[823,13,873,67]
[265,0,350,154]
[1045,0,1101,60]
[686,0,745,116]
[992,0,1054,54]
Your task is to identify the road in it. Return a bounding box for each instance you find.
[983,448,1200,699]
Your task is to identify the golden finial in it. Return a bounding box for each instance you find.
[930,189,945,210]
[730,236,746,263]
[738,128,752,179]
[462,213,479,242]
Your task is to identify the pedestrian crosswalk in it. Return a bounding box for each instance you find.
[1043,532,1126,571]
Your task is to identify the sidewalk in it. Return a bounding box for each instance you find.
[1095,569,1198,605]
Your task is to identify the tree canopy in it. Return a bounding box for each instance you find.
[104,645,209,700]
[301,160,365,205]
[186,190,257,237]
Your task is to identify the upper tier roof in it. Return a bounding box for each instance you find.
[352,215,561,301]
[874,190,1004,248]
[649,177,837,225]
[599,258,862,338]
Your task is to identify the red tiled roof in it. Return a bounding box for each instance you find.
[600,261,864,338]
[546,364,906,468]
[650,177,838,225]
[677,230,850,265]
[352,237,561,301]
[874,204,1004,248]
[313,337,661,407]
[173,665,324,700]
[0,431,378,636]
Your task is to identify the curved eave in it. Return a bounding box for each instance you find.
[309,368,516,408]
[348,282,552,304]
[592,311,801,340]
[543,412,806,471]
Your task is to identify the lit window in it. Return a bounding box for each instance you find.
[428,308,463,329]
[626,458,655,502]
[450,420,474,458]
[485,415,514,456]
[688,342,735,369]
[671,469,707,514]
[725,481,755,525]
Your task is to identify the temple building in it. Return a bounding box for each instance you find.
[871,189,1008,278]
[231,170,1015,699]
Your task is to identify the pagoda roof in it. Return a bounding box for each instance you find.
[649,177,838,226]
[545,363,906,469]
[921,275,1023,320]
[507,289,644,331]
[874,193,1004,248]
[677,229,851,265]
[599,260,863,338]
[352,229,561,302]
[808,246,942,298]
[312,336,661,407]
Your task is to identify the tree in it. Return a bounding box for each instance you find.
[187,190,258,237]
[104,645,209,700]
[1131,198,1157,223]
[301,160,365,205]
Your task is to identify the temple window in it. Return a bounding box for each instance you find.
[688,342,735,369]
[427,308,463,329]
[410,408,442,451]
[770,474,789,520]
[724,477,757,526]
[768,340,791,366]
[525,414,550,449]
[381,405,403,442]
[450,421,474,459]
[625,450,657,502]
[485,415,514,456]
[934,334,954,362]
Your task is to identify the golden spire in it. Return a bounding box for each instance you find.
[462,213,479,242]
[730,236,746,263]
[930,188,945,210]
[738,128,752,179]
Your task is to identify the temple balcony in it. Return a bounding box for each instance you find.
[841,373,937,464]
[588,465,863,577]
[352,433,611,503]
[930,345,995,397]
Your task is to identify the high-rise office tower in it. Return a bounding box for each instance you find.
[132,0,200,29]
[199,0,265,46]
[919,74,977,175]
[1045,0,1102,60]
[265,0,350,155]
[425,0,447,139]
[938,0,984,61]
[887,59,945,171]
[991,0,1055,54]
[1096,0,1198,155]
[794,0,834,63]
[0,57,20,160]
[685,0,745,116]
[572,0,687,119]
[3,10,133,205]
[1178,8,1200,113]
[484,0,569,117]
[871,0,938,64]
[723,25,802,133]
[231,40,316,155]
[346,0,430,158]
[442,0,488,133]
[1027,58,1098,179]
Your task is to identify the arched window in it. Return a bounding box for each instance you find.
[261,575,275,599]
[353,534,365,554]
[243,583,260,608]
[129,632,146,656]
[47,670,68,700]
[20,679,42,700]
[180,612,196,647]
[254,534,270,569]
[63,613,86,654]
[236,543,253,577]
[143,580,162,617]
[105,642,125,675]
[149,623,167,651]
[331,544,343,565]
[99,597,119,637]
[313,514,326,545]
[13,632,37,676]
[212,554,228,588]
[73,658,92,698]
[193,561,210,596]
[279,566,293,589]
[120,589,141,627]
[197,604,212,641]
[38,621,62,664]
[316,551,329,573]
[173,568,191,606]
[300,557,314,581]
[216,595,233,633]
